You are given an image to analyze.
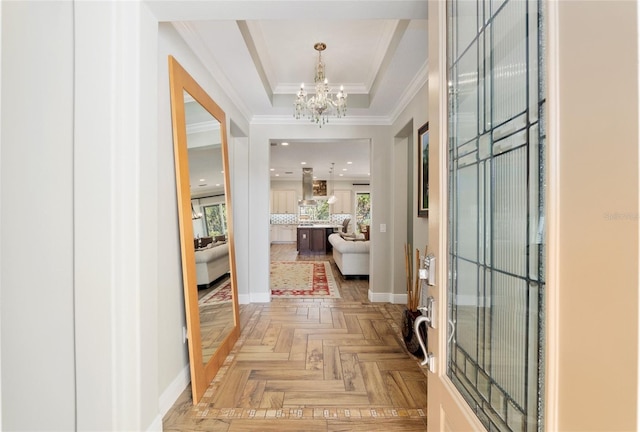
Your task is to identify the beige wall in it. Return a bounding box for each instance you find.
[549,1,639,430]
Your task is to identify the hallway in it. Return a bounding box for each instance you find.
[163,244,428,431]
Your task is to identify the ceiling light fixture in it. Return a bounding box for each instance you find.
[294,42,347,127]
[191,203,202,220]
[327,162,337,204]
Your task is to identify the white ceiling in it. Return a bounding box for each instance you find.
[151,1,428,182]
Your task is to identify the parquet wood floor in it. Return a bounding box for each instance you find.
[163,244,428,431]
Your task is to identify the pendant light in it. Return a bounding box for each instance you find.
[327,162,337,204]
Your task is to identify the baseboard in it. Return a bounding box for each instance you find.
[238,293,251,304]
[158,364,190,419]
[146,414,163,432]
[391,293,408,305]
[250,292,272,303]
[368,289,390,303]
[368,290,408,305]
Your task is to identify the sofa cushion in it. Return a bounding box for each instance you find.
[194,243,229,263]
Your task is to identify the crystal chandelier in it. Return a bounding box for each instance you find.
[294,42,347,126]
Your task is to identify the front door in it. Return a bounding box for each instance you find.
[426,0,546,430]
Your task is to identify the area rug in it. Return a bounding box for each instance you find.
[270,261,340,298]
[199,279,232,306]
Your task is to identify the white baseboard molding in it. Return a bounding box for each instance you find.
[391,293,408,305]
[238,293,251,304]
[158,364,190,419]
[250,292,272,303]
[146,414,163,432]
[368,290,407,304]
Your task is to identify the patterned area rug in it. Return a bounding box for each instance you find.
[270,261,340,298]
[199,279,232,306]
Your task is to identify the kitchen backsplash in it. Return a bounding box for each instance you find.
[270,214,297,224]
[270,213,352,225]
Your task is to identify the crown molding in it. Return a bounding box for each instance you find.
[172,22,253,124]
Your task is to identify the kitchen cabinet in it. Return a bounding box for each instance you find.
[297,226,333,254]
[270,190,297,214]
[330,190,352,214]
[271,224,297,243]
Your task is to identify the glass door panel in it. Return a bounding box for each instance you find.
[446,0,546,430]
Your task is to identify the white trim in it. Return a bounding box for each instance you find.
[436,0,449,374]
[545,1,560,430]
[158,364,190,418]
[237,294,251,304]
[392,293,408,305]
[146,415,162,432]
[250,114,394,126]
[172,22,253,123]
[367,289,406,304]
[250,292,272,303]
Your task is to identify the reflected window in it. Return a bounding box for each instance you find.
[203,203,227,236]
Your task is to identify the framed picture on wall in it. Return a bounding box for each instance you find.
[418,122,429,217]
[313,180,327,196]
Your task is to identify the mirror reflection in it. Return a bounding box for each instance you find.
[184,92,234,367]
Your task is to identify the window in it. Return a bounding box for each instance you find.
[203,203,227,237]
[355,192,370,233]
[299,199,330,221]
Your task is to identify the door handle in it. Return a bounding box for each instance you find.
[414,315,435,372]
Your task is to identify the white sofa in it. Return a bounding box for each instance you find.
[328,233,370,276]
[194,242,230,287]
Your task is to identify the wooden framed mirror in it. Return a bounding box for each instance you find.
[168,56,240,404]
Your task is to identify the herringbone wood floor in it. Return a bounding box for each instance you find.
[163,244,428,431]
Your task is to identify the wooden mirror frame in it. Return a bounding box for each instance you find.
[168,55,240,404]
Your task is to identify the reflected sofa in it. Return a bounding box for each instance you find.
[194,242,230,287]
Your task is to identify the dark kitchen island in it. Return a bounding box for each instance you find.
[297,225,336,254]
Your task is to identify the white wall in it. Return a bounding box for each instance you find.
[1,3,76,429]
[74,2,160,429]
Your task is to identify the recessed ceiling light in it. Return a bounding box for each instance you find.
[301,161,307,165]
[342,168,347,171]
[221,170,224,174]
[313,176,317,179]
[199,178,206,182]
[339,174,344,177]
[216,183,221,187]
[281,142,289,146]
[270,168,275,171]
[275,174,280,177]
[347,161,353,165]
